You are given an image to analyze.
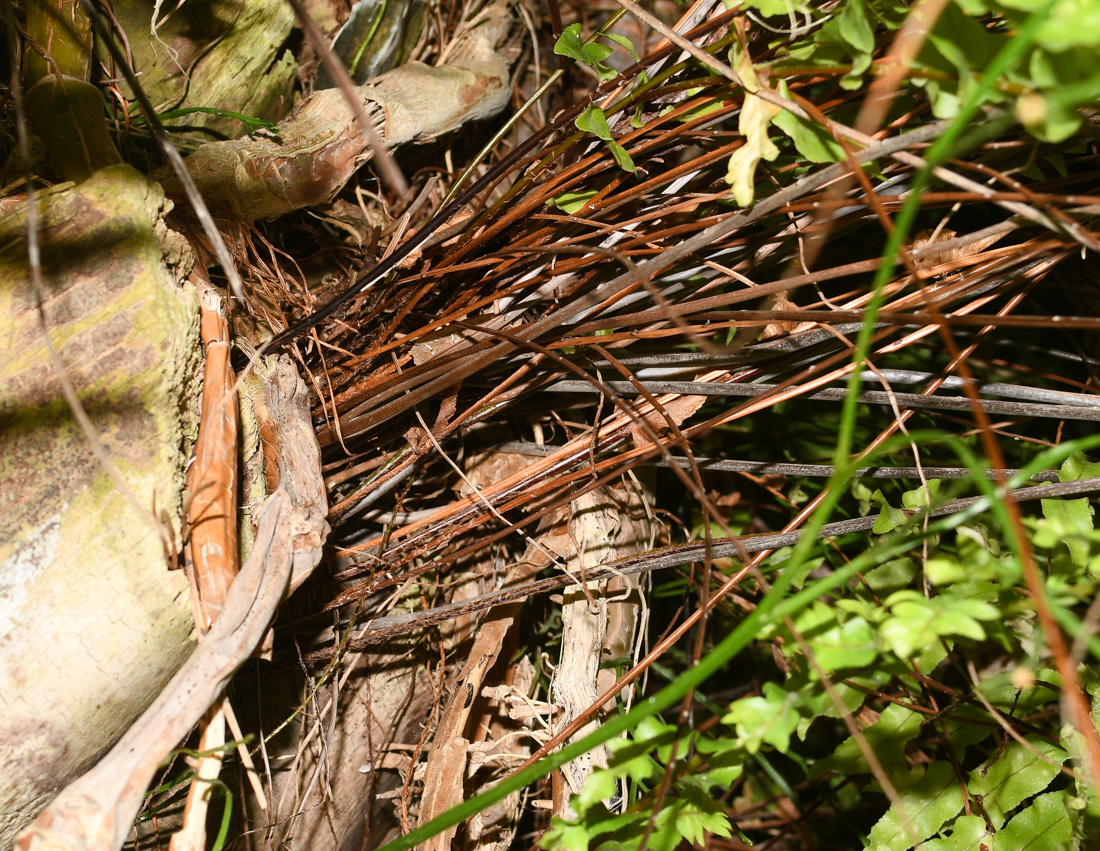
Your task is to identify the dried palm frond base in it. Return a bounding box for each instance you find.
[254,0,1100,844]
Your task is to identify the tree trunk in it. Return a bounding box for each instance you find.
[0,166,200,847]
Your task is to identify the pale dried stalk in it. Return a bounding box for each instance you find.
[167,702,227,851]
[554,484,647,818]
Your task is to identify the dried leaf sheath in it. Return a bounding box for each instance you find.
[186,284,238,629]
[156,3,516,221]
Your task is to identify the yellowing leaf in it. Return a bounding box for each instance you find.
[725,92,781,207]
[724,47,781,206]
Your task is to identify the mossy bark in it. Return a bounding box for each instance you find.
[0,165,200,846]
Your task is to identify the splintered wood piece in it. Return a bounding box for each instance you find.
[167,702,227,851]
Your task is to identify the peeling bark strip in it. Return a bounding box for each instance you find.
[186,284,238,629]
[417,553,546,851]
[157,3,515,221]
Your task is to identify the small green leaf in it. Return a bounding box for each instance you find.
[576,105,613,141]
[605,33,641,64]
[1017,91,1084,142]
[880,590,999,659]
[607,140,636,173]
[1025,0,1100,51]
[925,555,966,586]
[1039,497,1094,568]
[672,784,734,846]
[583,42,614,65]
[1058,450,1100,483]
[902,479,940,510]
[863,557,918,594]
[852,479,875,515]
[837,0,874,56]
[539,812,602,851]
[690,736,745,791]
[573,768,619,816]
[723,682,801,754]
[731,0,797,15]
[871,490,908,534]
[992,790,1072,850]
[811,702,922,779]
[772,106,844,163]
[546,189,598,214]
[790,602,877,674]
[873,502,909,534]
[575,106,635,173]
[553,23,587,63]
[867,762,966,851]
[554,23,617,80]
[606,716,674,782]
[968,737,1067,828]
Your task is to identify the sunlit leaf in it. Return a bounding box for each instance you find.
[968,737,1067,828]
[992,790,1072,850]
[546,189,599,213]
[576,105,613,141]
[867,762,966,851]
[724,682,801,754]
[1039,497,1094,568]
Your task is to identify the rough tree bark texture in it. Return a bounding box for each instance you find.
[0,166,199,847]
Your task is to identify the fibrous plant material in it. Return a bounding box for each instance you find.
[273,0,1100,844]
[9,0,1100,846]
